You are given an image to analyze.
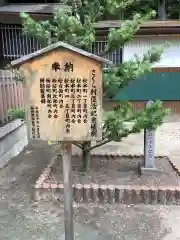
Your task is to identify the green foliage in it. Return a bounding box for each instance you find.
[8,108,25,121]
[117,0,180,20]
[20,12,52,46]
[94,100,170,148]
[133,100,170,130]
[20,8,95,50]
[103,102,134,141]
[5,64,25,83]
[104,10,156,54]
[103,43,170,98]
[19,0,170,157]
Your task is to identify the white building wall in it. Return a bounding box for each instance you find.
[123,38,180,67]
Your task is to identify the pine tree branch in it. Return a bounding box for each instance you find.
[90,139,111,150]
[73,142,83,149]
[90,100,170,151]
[99,10,156,58]
[19,1,170,159]
[103,43,170,99]
[90,2,102,22]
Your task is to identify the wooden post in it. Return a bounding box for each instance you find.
[61,142,74,240]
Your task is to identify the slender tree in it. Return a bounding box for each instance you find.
[17,0,169,171]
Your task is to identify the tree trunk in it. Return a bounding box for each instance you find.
[81,141,91,172]
[158,0,166,20]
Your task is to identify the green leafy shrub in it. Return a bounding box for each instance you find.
[8,108,25,121]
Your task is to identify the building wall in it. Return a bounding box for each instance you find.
[0,0,6,6]
[104,100,180,114]
[1,24,180,112]
[115,37,180,111]
[123,37,180,67]
[114,70,180,101]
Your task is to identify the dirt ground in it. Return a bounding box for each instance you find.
[47,155,180,187]
[0,140,180,239]
[164,114,180,122]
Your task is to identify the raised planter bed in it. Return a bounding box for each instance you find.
[0,119,28,168]
[35,154,180,205]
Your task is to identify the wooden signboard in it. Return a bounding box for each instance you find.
[11,42,112,142]
[11,42,112,240]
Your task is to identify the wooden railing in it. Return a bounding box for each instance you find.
[0,70,24,125]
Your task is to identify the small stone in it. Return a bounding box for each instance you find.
[34,184,40,189]
[51,183,58,189]
[10,177,16,183]
[25,150,32,155]
[42,182,50,189]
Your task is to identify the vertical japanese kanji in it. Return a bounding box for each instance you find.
[18,45,104,142]
[58,77,64,108]
[52,78,58,118]
[45,78,52,118]
[40,78,46,104]
[30,106,40,139]
[90,69,98,137]
[31,106,36,138]
[35,106,40,138]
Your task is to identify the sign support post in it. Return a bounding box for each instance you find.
[62,142,74,240]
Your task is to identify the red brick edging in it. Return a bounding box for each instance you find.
[34,155,180,205]
[169,158,180,177]
[34,183,180,205]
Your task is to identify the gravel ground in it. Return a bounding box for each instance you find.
[1,140,180,239]
[48,155,180,187]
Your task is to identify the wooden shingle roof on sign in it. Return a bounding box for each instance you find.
[11,41,113,67]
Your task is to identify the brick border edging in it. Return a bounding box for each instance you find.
[168,158,180,177]
[34,155,180,205]
[34,155,57,200]
[35,183,180,205]
[59,153,167,158]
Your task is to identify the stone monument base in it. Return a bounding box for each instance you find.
[140,166,160,176]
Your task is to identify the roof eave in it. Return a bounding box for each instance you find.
[11,41,113,67]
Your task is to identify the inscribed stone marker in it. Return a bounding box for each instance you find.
[144,100,156,168]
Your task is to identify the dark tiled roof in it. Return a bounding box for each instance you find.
[94,20,180,29]
[0,3,71,14]
[0,4,180,35]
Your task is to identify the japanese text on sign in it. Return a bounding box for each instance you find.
[25,50,102,141]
